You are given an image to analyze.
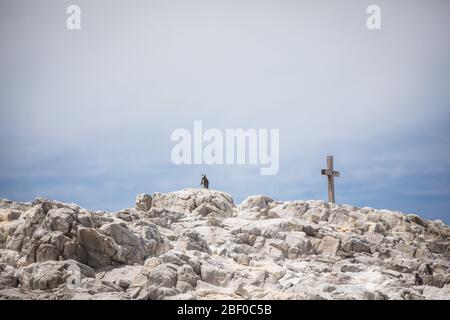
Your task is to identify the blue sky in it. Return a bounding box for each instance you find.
[1,0,450,223]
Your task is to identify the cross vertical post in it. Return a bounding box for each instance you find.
[321,155,340,203]
[327,156,335,203]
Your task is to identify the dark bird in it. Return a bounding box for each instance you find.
[201,174,209,189]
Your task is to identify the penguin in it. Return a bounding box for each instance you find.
[201,174,209,189]
[415,273,423,286]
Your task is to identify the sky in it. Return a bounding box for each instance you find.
[1,0,450,223]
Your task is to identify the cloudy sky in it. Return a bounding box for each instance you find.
[1,0,449,223]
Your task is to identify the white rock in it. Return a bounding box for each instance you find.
[0,189,448,300]
[135,194,152,211]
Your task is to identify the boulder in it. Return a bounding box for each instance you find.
[270,201,310,218]
[428,241,449,255]
[0,209,21,222]
[135,194,152,211]
[43,208,75,235]
[174,230,211,254]
[6,206,47,252]
[393,242,416,258]
[177,264,199,288]
[316,236,341,256]
[341,238,371,254]
[0,250,20,268]
[152,189,234,216]
[200,262,235,287]
[0,264,19,288]
[76,227,116,268]
[406,214,427,228]
[147,263,178,288]
[19,260,94,290]
[100,265,143,290]
[239,195,274,211]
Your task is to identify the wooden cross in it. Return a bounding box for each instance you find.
[321,155,340,203]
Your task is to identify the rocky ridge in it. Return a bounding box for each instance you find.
[0,188,449,300]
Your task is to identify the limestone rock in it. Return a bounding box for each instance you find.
[0,250,20,268]
[316,236,341,256]
[174,230,211,254]
[341,237,371,254]
[77,227,116,268]
[0,264,19,289]
[239,195,274,211]
[19,260,94,290]
[0,189,449,300]
[152,189,234,216]
[135,194,152,211]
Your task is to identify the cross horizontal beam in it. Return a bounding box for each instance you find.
[321,169,340,177]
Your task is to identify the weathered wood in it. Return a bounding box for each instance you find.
[321,155,340,203]
[321,169,340,177]
[328,175,335,203]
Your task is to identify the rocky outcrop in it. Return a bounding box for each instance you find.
[135,194,152,212]
[20,260,95,290]
[0,188,449,300]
